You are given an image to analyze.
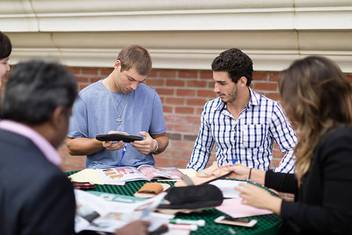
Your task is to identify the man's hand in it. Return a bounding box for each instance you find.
[102,131,127,151]
[115,220,150,235]
[225,164,250,180]
[226,164,265,185]
[102,140,124,151]
[131,131,158,155]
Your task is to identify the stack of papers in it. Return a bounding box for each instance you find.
[69,168,112,184]
[75,190,173,233]
[69,166,183,185]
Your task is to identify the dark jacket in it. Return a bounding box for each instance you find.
[0,129,75,235]
[265,127,352,235]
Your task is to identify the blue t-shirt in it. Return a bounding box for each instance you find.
[68,80,166,168]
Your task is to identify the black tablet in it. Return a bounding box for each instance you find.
[96,133,143,143]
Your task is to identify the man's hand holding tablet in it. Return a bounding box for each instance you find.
[96,131,142,151]
[96,132,144,143]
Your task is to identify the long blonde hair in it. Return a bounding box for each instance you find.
[279,56,352,182]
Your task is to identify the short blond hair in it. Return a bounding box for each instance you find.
[117,45,152,76]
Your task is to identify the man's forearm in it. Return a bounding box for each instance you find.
[250,168,266,185]
[153,134,169,154]
[66,137,104,155]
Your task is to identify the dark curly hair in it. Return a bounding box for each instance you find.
[211,48,253,86]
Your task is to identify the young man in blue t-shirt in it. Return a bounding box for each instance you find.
[67,45,169,168]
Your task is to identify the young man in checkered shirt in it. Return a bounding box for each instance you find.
[187,48,297,173]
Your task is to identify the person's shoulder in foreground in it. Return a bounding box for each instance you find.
[0,135,75,235]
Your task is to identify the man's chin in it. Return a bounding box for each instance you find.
[219,96,227,102]
[123,89,133,94]
[1,74,10,88]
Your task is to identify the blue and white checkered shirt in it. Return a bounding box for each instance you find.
[187,88,296,173]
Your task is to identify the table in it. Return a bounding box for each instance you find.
[67,171,281,235]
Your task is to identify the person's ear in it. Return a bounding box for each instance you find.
[48,106,71,148]
[113,60,122,71]
[239,76,248,86]
[50,106,67,128]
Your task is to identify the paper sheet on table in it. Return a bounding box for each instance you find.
[69,169,125,185]
[164,228,190,235]
[75,189,145,215]
[216,198,272,218]
[74,190,172,233]
[114,192,173,232]
[210,179,242,198]
[69,169,103,184]
[177,168,198,178]
[175,168,232,186]
[74,189,139,233]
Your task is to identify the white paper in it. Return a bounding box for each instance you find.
[74,190,146,233]
[210,179,242,198]
[177,168,198,178]
[216,198,272,218]
[74,190,172,233]
[69,168,125,185]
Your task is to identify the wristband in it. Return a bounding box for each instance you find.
[152,139,159,154]
[248,168,252,180]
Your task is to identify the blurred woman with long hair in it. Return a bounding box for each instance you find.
[230,56,352,235]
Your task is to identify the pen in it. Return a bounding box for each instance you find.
[136,192,167,219]
[117,145,126,166]
[122,145,126,159]
[170,219,205,226]
[157,179,177,182]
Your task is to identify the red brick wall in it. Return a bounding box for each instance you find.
[60,66,290,171]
